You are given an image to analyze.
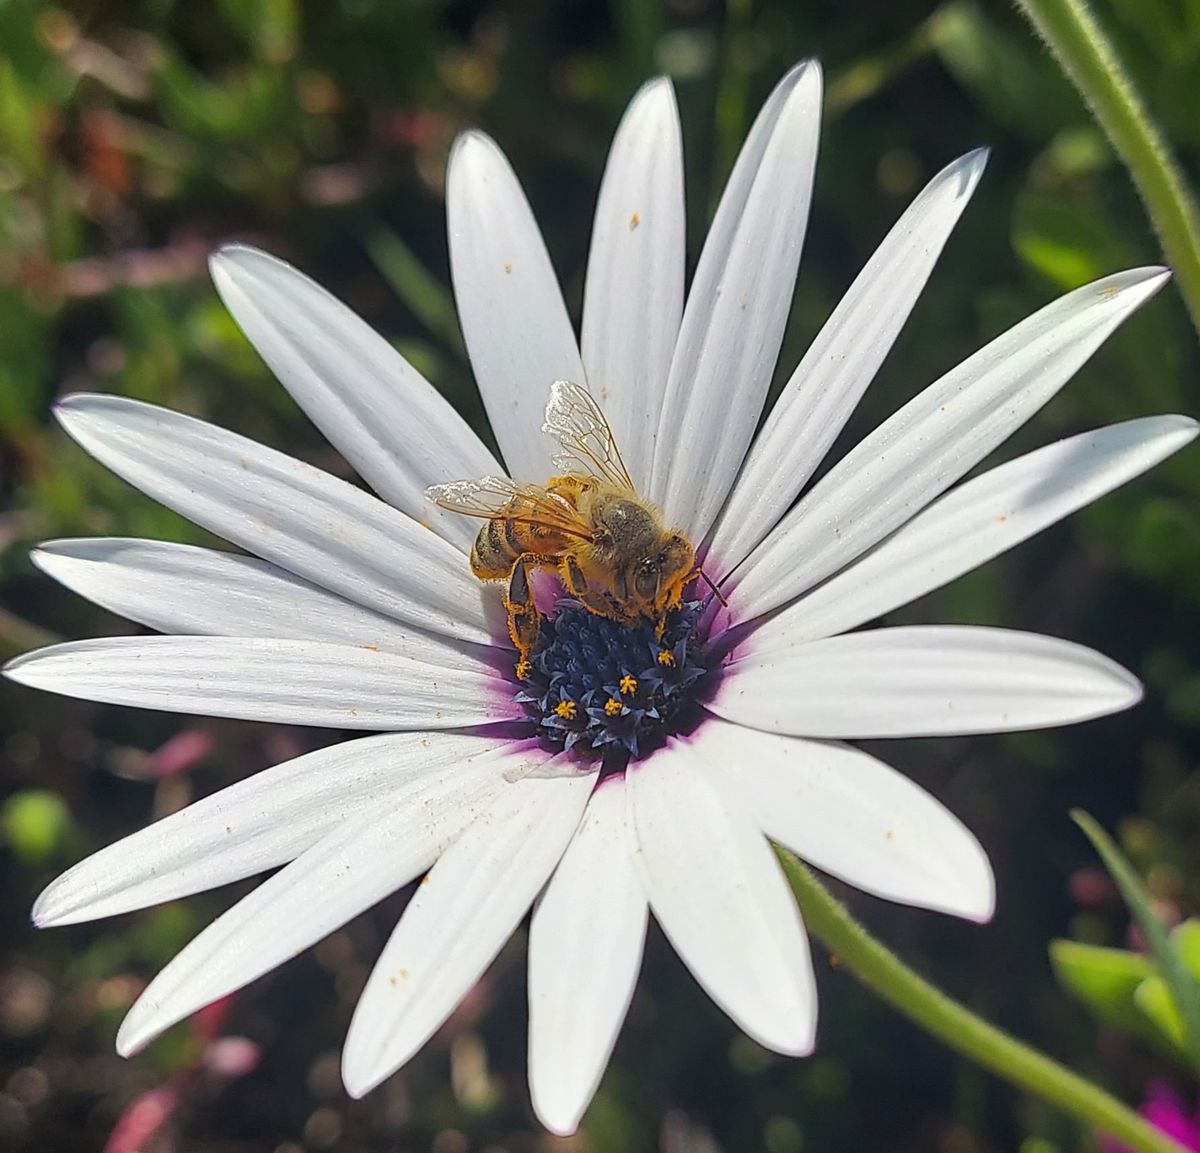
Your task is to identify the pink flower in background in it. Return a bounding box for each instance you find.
[1101,1083,1200,1153]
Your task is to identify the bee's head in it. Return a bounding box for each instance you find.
[632,532,695,615]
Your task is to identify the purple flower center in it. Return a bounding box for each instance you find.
[514,597,715,761]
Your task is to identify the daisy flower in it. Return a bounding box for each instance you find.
[7,60,1196,1135]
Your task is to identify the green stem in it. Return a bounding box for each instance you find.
[1013,0,1200,334]
[780,851,1189,1153]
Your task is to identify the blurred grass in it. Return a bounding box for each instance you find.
[0,0,1198,1151]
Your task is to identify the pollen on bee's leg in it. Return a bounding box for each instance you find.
[619,673,637,696]
[515,657,532,680]
[554,699,578,721]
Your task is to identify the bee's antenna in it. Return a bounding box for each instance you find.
[696,567,728,607]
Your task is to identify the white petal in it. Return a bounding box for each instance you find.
[651,60,822,541]
[210,245,500,552]
[117,746,538,1056]
[33,732,530,927]
[628,742,817,1055]
[33,538,491,664]
[692,719,994,922]
[580,78,685,491]
[5,636,515,730]
[728,267,1171,619]
[528,776,648,1136]
[712,625,1142,738]
[447,131,586,480]
[342,768,596,1096]
[754,415,1200,648]
[708,149,989,571]
[54,394,496,644]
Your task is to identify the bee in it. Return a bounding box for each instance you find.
[426,381,717,667]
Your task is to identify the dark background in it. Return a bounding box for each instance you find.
[2,0,1199,1150]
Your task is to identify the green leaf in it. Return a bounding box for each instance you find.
[930,0,1080,141]
[364,226,465,356]
[1172,919,1200,976]
[1073,810,1200,1076]
[1136,975,1185,1045]
[1133,922,1200,1049]
[1050,939,1154,1034]
[1012,190,1129,291]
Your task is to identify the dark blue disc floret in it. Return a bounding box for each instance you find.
[515,598,714,760]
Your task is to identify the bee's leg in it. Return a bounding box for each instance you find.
[505,554,543,673]
[562,556,623,619]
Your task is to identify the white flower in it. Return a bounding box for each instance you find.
[6,60,1195,1135]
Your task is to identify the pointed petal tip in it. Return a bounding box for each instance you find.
[2,649,33,682]
[965,891,997,926]
[957,145,990,185]
[51,392,85,421]
[918,147,989,206]
[793,56,823,97]
[115,1007,161,1059]
[947,858,997,925]
[768,1011,818,1058]
[633,74,674,101]
[51,392,108,439]
[448,127,498,167]
[212,240,263,262]
[30,891,52,928]
[30,876,89,928]
[787,56,821,81]
[767,57,823,107]
[209,243,288,292]
[114,1022,141,1059]
[530,1093,584,1139]
[340,1053,383,1101]
[1,645,64,688]
[1124,265,1172,291]
[26,541,86,584]
[1166,413,1200,442]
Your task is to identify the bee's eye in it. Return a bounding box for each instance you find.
[634,560,659,599]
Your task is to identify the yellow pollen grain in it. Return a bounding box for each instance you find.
[515,657,531,680]
[657,649,676,667]
[554,699,577,720]
[619,674,637,696]
[604,697,623,716]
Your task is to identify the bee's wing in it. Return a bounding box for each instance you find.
[425,476,526,517]
[425,475,593,539]
[542,380,636,492]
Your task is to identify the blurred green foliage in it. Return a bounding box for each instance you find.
[1,0,1199,1151]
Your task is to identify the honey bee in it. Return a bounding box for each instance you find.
[427,381,716,666]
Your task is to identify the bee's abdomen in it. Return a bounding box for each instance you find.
[470,518,526,578]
